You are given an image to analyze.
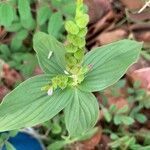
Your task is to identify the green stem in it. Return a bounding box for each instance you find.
[77,0,83,3]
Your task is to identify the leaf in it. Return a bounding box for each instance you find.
[5,141,16,150]
[133,80,141,89]
[80,40,142,92]
[116,105,129,114]
[135,114,147,124]
[114,115,134,125]
[51,123,62,134]
[47,140,67,150]
[103,108,112,122]
[14,53,37,78]
[37,5,52,26]
[0,75,72,131]
[0,44,11,59]
[64,88,99,137]
[62,3,76,17]
[121,116,135,125]
[109,105,117,113]
[77,127,99,141]
[51,0,62,8]
[48,12,63,38]
[18,0,35,30]
[0,2,15,27]
[5,21,22,32]
[9,130,18,137]
[114,115,122,125]
[10,29,28,51]
[33,32,66,74]
[110,133,119,140]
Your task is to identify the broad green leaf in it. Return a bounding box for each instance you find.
[33,32,66,74]
[0,2,15,27]
[0,75,72,131]
[80,40,142,92]
[37,5,52,26]
[18,0,35,30]
[48,12,63,38]
[64,88,99,137]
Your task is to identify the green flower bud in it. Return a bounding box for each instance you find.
[78,28,88,37]
[70,66,80,74]
[52,76,63,89]
[81,66,89,74]
[58,75,68,89]
[60,75,68,84]
[67,34,86,48]
[77,74,84,83]
[76,14,89,28]
[74,49,84,60]
[59,82,67,89]
[66,55,77,67]
[65,44,78,53]
[72,36,86,48]
[67,34,75,43]
[65,20,79,35]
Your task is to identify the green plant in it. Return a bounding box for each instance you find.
[109,134,150,150]
[104,127,150,150]
[0,44,37,78]
[0,0,76,78]
[0,130,18,150]
[101,105,135,126]
[0,0,142,142]
[127,80,150,109]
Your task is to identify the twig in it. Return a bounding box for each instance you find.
[138,0,150,13]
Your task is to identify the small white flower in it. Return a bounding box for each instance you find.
[47,88,53,96]
[48,51,53,59]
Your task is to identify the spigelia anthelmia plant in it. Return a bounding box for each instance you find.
[0,0,142,139]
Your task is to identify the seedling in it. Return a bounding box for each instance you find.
[0,130,18,150]
[127,80,150,109]
[101,104,135,126]
[0,0,142,141]
[0,0,76,78]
